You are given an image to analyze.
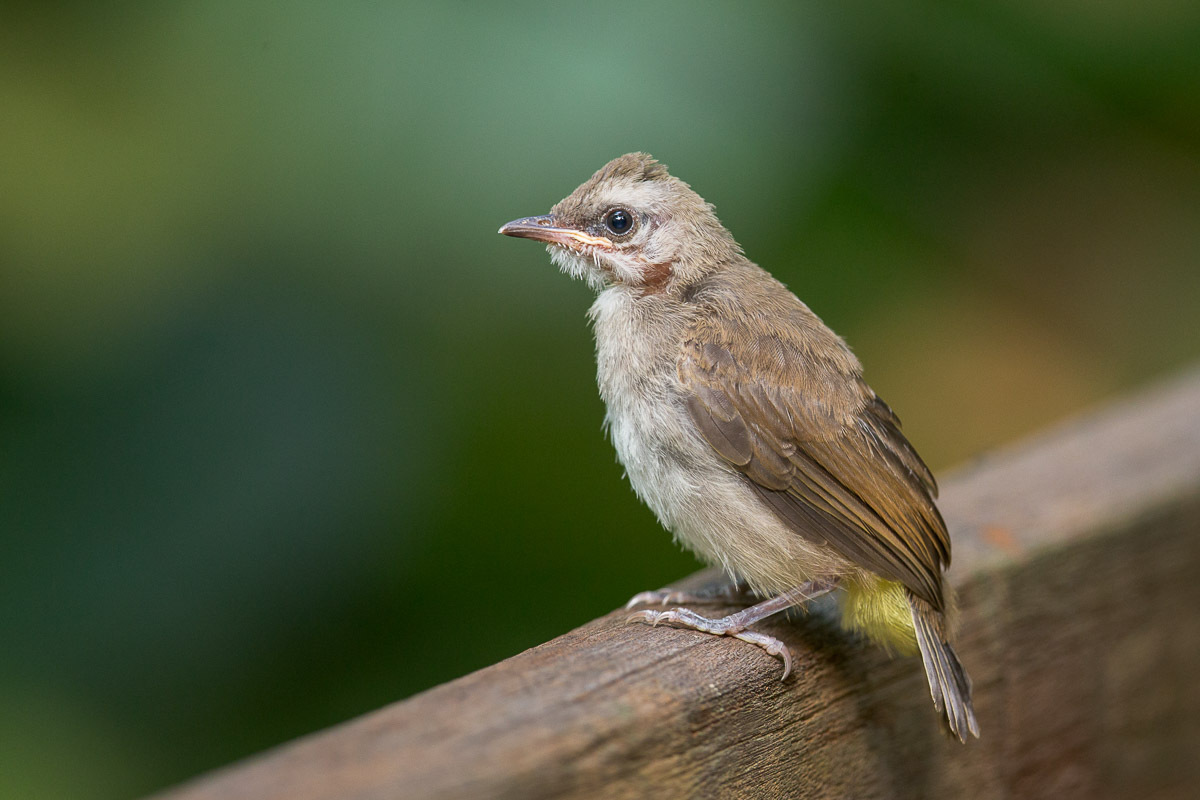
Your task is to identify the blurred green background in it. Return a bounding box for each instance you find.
[2,2,1198,797]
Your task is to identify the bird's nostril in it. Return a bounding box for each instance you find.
[536,218,551,226]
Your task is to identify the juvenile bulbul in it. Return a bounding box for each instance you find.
[499,153,979,741]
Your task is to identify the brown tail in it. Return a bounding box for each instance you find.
[908,593,979,741]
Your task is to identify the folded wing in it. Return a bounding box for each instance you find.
[678,315,949,609]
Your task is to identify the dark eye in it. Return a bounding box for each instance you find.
[604,208,634,236]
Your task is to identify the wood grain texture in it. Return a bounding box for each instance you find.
[153,368,1200,800]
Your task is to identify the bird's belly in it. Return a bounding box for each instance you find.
[604,392,850,596]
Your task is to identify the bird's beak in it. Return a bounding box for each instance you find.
[498,215,613,250]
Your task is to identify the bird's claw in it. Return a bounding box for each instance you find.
[626,607,794,679]
[625,609,666,627]
[732,630,793,680]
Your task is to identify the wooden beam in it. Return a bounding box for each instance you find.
[154,368,1200,800]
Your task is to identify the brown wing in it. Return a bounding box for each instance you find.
[678,310,950,609]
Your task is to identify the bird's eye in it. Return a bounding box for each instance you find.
[604,208,634,236]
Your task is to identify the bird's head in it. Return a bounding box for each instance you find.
[500,153,741,293]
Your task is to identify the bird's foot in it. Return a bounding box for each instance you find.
[625,580,838,681]
[626,607,794,679]
[623,581,752,610]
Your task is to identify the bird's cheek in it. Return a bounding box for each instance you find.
[605,254,646,285]
[640,259,674,292]
[626,250,673,292]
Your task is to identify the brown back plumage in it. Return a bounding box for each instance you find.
[677,262,950,609]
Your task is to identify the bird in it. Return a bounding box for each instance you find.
[499,152,979,741]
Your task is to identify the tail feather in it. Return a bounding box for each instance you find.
[909,593,979,741]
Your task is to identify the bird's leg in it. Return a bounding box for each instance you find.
[624,578,754,610]
[627,578,838,679]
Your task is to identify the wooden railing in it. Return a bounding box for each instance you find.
[154,368,1200,800]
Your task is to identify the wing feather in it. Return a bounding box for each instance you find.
[678,307,950,609]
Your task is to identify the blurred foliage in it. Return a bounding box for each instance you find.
[1,2,1198,797]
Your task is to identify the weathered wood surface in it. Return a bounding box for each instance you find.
[155,368,1200,800]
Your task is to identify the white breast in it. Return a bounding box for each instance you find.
[587,287,849,595]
